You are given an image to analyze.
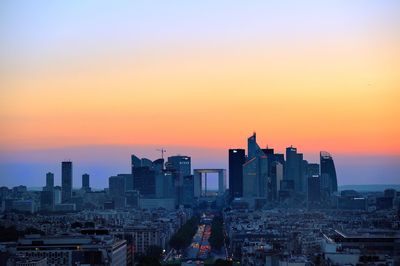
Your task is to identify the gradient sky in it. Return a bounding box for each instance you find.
[0,1,399,188]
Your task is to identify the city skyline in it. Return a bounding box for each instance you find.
[1,136,399,189]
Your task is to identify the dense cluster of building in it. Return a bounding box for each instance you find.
[0,133,399,265]
[229,133,338,209]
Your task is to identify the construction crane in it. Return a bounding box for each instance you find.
[156,148,166,160]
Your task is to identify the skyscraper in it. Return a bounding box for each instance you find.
[42,172,54,211]
[307,163,320,177]
[228,149,246,198]
[307,175,321,203]
[61,161,72,203]
[45,172,54,191]
[109,175,126,209]
[182,175,195,206]
[132,167,156,197]
[131,154,167,198]
[247,132,264,160]
[320,151,338,194]
[166,156,191,180]
[243,156,268,208]
[166,155,191,205]
[82,173,90,191]
[268,161,283,201]
[285,146,302,193]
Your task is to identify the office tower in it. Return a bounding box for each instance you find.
[162,170,176,198]
[300,159,308,193]
[247,132,265,160]
[40,190,54,211]
[81,173,90,191]
[307,175,321,203]
[131,154,164,198]
[109,175,126,209]
[285,146,303,193]
[307,163,319,177]
[45,172,54,191]
[166,155,191,204]
[141,158,153,168]
[61,161,72,203]
[132,167,156,197]
[153,159,165,198]
[166,155,191,180]
[182,175,195,206]
[320,151,338,194]
[116,174,133,192]
[268,161,283,201]
[42,172,55,211]
[243,156,268,207]
[131,154,141,169]
[229,149,246,198]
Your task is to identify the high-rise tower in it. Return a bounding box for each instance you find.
[229,149,246,198]
[320,151,338,194]
[82,173,90,191]
[61,161,72,203]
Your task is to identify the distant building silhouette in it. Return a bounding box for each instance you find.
[42,172,55,211]
[132,167,156,197]
[82,173,90,191]
[182,175,195,206]
[166,155,191,205]
[307,175,321,203]
[229,149,246,198]
[269,161,283,201]
[243,156,268,208]
[109,175,126,209]
[285,146,303,194]
[131,154,159,198]
[247,132,265,160]
[307,163,319,177]
[45,172,54,191]
[61,161,72,203]
[320,151,338,196]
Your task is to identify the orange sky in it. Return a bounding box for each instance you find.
[1,1,399,155]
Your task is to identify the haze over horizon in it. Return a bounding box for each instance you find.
[1,1,399,188]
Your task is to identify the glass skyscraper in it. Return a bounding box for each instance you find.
[320,151,338,193]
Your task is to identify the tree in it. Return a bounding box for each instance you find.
[214,259,233,266]
[169,216,199,250]
[137,256,161,266]
[146,245,163,261]
[209,215,225,251]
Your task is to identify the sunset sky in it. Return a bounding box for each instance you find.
[1,1,399,188]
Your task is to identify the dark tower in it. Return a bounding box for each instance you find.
[61,161,72,203]
[229,149,246,198]
[308,175,321,203]
[320,151,338,193]
[45,172,54,191]
[285,146,302,193]
[82,173,90,191]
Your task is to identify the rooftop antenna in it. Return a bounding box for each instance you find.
[156,148,166,160]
